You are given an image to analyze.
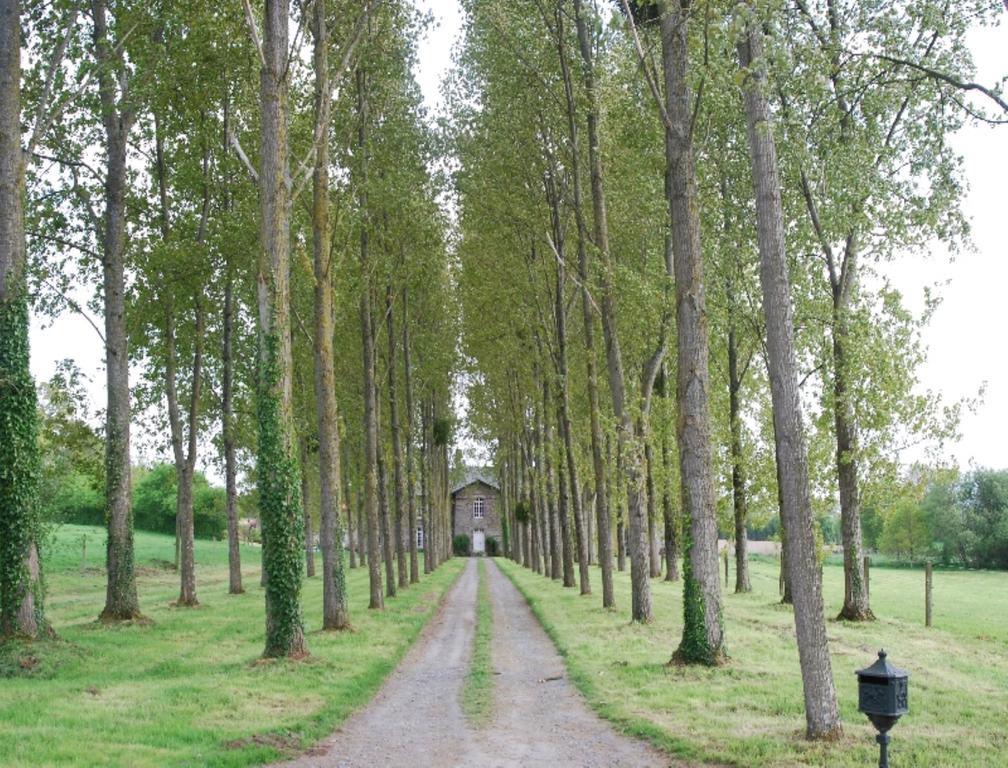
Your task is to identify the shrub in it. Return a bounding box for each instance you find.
[514,500,530,524]
[133,463,228,539]
[453,534,471,557]
[485,536,499,557]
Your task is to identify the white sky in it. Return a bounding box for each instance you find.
[29,3,1006,475]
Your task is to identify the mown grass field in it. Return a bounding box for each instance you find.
[498,554,1008,767]
[0,525,463,768]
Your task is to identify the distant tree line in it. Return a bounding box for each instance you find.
[863,468,1008,570]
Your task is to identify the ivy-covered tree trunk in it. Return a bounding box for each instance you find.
[256,0,306,658]
[222,277,243,594]
[737,11,841,738]
[0,0,43,638]
[401,288,419,583]
[659,1,724,664]
[92,0,140,623]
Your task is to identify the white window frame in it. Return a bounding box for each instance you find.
[416,526,424,549]
[472,496,485,519]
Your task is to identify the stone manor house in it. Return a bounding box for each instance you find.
[450,471,501,554]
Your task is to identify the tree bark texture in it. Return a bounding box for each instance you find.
[660,2,724,663]
[222,278,243,593]
[661,407,680,581]
[92,0,141,623]
[357,67,383,610]
[164,301,204,607]
[645,439,661,578]
[255,0,307,657]
[376,400,396,598]
[727,300,751,593]
[737,13,841,738]
[0,0,43,638]
[300,438,315,578]
[386,286,408,589]
[309,16,350,619]
[570,0,617,608]
[420,400,432,574]
[401,288,420,583]
[833,315,872,620]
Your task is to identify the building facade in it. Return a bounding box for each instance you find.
[451,474,501,554]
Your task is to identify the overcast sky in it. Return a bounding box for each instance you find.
[29,3,1006,474]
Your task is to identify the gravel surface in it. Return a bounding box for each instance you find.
[273,558,676,768]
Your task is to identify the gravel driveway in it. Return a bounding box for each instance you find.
[274,558,675,768]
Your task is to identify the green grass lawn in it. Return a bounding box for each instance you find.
[0,524,463,768]
[498,554,1008,767]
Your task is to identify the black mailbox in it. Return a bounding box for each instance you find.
[856,650,909,768]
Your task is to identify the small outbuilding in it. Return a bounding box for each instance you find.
[451,471,501,554]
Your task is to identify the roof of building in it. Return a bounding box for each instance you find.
[450,468,500,495]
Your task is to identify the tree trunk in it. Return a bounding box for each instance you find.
[567,0,648,620]
[386,285,408,589]
[420,400,432,573]
[92,0,140,623]
[163,302,204,607]
[222,279,243,593]
[0,0,43,637]
[357,67,383,610]
[346,440,357,569]
[300,436,315,578]
[645,439,661,578]
[569,0,617,608]
[540,381,562,582]
[255,0,306,657]
[833,314,872,620]
[727,294,751,593]
[358,496,368,568]
[402,288,419,583]
[737,13,841,738]
[654,2,724,663]
[525,428,542,575]
[660,388,680,582]
[546,178,589,593]
[310,106,349,626]
[377,400,396,598]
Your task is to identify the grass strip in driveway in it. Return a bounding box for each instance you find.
[461,558,493,727]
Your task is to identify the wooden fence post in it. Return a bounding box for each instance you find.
[925,561,933,628]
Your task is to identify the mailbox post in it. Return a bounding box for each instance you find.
[856,650,909,768]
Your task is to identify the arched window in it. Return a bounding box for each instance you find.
[473,496,485,518]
